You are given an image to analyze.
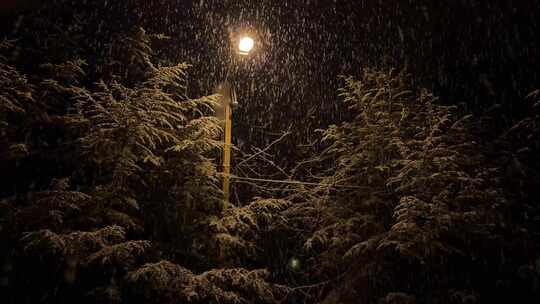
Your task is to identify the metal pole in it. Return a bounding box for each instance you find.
[223,95,232,207]
[217,81,236,208]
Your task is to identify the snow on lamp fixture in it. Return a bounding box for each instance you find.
[238,36,254,55]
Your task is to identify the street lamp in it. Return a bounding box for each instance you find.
[221,34,255,207]
[238,36,255,55]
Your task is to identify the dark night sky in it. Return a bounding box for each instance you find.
[170,0,540,158]
[160,1,540,139]
[2,0,540,153]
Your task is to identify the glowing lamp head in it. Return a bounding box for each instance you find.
[238,36,254,55]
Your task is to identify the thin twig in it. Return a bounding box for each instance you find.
[236,129,291,168]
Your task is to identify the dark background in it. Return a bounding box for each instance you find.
[2,0,539,159]
[1,2,540,302]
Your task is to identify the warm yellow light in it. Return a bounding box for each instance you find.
[238,36,254,55]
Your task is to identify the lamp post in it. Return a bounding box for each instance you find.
[221,35,254,207]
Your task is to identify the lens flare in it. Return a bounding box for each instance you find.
[288,257,301,271]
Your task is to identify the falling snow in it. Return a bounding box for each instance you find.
[1,1,540,303]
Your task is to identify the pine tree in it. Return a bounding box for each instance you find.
[0,5,286,302]
[279,69,537,303]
